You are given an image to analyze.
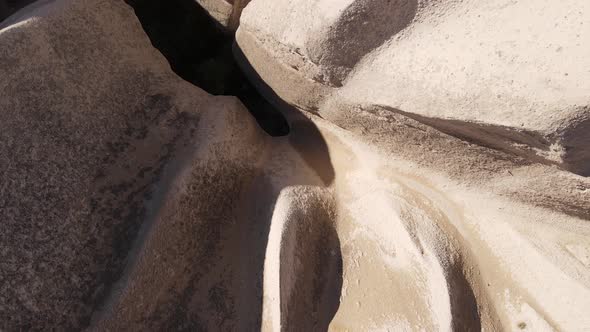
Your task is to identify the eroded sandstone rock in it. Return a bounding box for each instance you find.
[1,0,590,331]
[0,0,35,22]
[196,0,249,30]
[237,0,590,175]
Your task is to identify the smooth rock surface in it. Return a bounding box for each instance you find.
[237,0,590,175]
[0,0,589,331]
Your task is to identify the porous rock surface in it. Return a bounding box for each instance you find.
[0,0,589,331]
[237,0,590,175]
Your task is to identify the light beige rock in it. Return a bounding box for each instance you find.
[237,0,590,175]
[1,0,590,331]
[197,0,232,26]
[95,103,590,331]
[0,0,261,329]
[0,0,36,22]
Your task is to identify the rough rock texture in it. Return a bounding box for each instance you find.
[0,0,253,329]
[0,0,36,21]
[1,0,590,331]
[237,0,590,175]
[234,0,590,329]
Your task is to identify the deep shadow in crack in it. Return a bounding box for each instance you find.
[448,261,482,332]
[0,0,37,22]
[279,199,343,331]
[125,0,289,136]
[234,43,336,186]
[233,44,340,329]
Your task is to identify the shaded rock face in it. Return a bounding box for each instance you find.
[195,0,250,30]
[1,0,590,331]
[0,0,293,330]
[127,0,288,136]
[0,0,35,21]
[305,0,418,87]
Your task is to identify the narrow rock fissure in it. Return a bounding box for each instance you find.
[125,0,290,137]
[0,0,36,22]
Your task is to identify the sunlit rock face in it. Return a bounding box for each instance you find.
[237,0,590,176]
[0,0,36,21]
[1,0,590,331]
[0,0,262,328]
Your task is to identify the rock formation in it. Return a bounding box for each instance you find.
[0,0,36,21]
[0,0,589,331]
[237,0,590,176]
[192,0,249,30]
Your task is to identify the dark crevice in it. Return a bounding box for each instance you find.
[125,0,290,136]
[0,0,37,22]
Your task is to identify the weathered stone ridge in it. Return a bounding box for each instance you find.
[0,0,589,331]
[237,0,590,175]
